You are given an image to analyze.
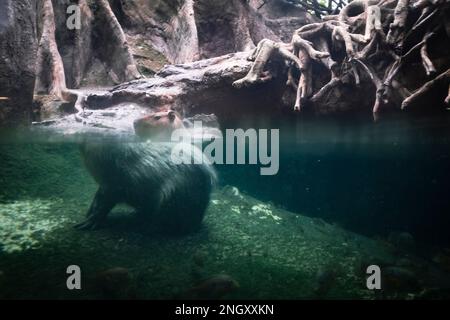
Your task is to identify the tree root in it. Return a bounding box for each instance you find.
[446,84,450,106]
[233,0,450,115]
[339,0,372,24]
[34,0,141,103]
[401,68,450,110]
[34,0,71,101]
[316,37,339,77]
[294,49,313,111]
[311,77,341,103]
[365,4,383,42]
[292,33,330,60]
[386,0,409,51]
[420,30,436,76]
[96,0,140,83]
[233,39,298,88]
[332,26,367,58]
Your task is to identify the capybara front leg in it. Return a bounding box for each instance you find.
[74,188,116,230]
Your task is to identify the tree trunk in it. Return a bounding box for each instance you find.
[35,0,70,100]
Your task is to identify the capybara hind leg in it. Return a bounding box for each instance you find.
[75,188,117,230]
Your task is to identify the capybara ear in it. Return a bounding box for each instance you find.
[168,110,176,122]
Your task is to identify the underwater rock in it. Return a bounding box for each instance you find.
[388,232,415,252]
[77,141,217,234]
[313,218,327,228]
[95,267,134,299]
[184,274,239,300]
[193,250,207,268]
[223,186,243,199]
[356,256,392,278]
[382,266,421,293]
[395,257,416,269]
[0,199,68,253]
[432,250,450,273]
[414,288,450,300]
[251,204,282,222]
[191,250,209,281]
[314,267,338,297]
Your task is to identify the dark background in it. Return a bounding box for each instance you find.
[217,112,450,247]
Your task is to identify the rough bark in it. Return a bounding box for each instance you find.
[386,0,409,50]
[95,0,140,83]
[401,68,450,110]
[232,39,299,89]
[34,0,71,100]
[294,49,313,111]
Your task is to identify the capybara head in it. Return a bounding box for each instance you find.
[134,110,185,141]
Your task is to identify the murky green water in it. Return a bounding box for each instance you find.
[1,113,450,299]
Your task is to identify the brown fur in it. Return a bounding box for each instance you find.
[133,110,185,141]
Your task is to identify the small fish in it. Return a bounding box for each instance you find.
[184,274,240,299]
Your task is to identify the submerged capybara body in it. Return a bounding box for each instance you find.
[77,141,216,234]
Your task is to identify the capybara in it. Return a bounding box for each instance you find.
[133,110,185,141]
[77,141,217,234]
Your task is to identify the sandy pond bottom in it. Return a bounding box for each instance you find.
[0,143,449,300]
